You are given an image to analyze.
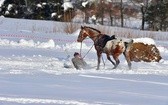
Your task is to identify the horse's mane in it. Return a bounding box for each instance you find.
[84,26,101,33]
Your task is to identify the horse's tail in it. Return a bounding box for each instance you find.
[123,39,133,70]
[124,39,133,52]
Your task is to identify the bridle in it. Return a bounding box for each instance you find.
[79,28,96,58]
[80,28,101,41]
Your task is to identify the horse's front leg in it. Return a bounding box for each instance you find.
[96,51,102,70]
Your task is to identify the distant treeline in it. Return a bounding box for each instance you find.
[0,0,168,31]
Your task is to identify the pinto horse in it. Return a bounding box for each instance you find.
[77,26,132,70]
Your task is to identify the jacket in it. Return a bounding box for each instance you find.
[71,57,87,70]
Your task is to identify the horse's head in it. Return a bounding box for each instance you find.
[77,26,88,42]
[77,26,101,42]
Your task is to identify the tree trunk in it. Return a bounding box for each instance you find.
[101,5,104,25]
[120,0,124,27]
[101,16,104,25]
[110,15,113,26]
[160,21,163,31]
[84,9,88,23]
[141,6,145,30]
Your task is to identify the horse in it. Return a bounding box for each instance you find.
[77,26,132,70]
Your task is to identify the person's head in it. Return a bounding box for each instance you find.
[74,52,80,57]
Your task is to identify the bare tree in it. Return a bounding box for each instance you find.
[106,1,115,26]
[141,0,149,30]
[120,0,124,27]
[131,0,149,30]
[96,0,106,25]
[77,1,96,23]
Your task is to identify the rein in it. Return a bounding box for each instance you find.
[80,42,106,68]
[80,42,94,59]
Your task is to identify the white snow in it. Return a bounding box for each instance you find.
[7,4,13,11]
[71,29,81,36]
[42,2,47,6]
[140,3,145,6]
[0,97,94,105]
[0,18,168,105]
[0,38,56,49]
[133,37,156,45]
[0,0,5,7]
[91,15,96,20]
[37,4,42,8]
[82,1,89,7]
[51,12,57,17]
[63,1,73,11]
[5,11,9,15]
[58,15,62,19]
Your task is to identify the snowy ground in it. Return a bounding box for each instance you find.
[0,19,168,105]
[0,34,168,105]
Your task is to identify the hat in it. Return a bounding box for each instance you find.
[74,52,79,56]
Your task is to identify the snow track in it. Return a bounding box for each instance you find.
[0,96,99,105]
[79,74,168,86]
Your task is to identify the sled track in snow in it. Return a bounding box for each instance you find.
[0,96,124,105]
[0,96,100,105]
[80,74,168,86]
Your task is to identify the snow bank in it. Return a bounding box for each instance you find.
[0,38,94,51]
[158,46,168,53]
[133,37,155,45]
[63,42,93,51]
[0,38,56,49]
[37,39,55,48]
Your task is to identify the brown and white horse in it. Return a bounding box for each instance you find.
[77,26,132,70]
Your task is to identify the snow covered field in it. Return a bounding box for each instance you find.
[0,18,168,105]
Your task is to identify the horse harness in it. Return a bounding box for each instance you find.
[94,34,116,49]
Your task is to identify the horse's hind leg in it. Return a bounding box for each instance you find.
[123,52,131,69]
[112,55,120,69]
[106,54,115,67]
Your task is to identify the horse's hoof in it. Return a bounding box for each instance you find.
[112,67,116,69]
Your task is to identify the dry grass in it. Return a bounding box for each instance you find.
[64,22,80,34]
[95,26,168,40]
[28,20,168,40]
[16,19,168,40]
